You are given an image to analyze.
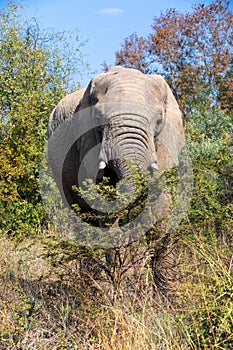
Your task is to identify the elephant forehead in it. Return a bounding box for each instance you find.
[94,102,163,122]
[98,78,164,107]
[93,70,145,90]
[107,75,150,92]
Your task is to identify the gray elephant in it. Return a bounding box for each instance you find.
[48,66,184,213]
[47,65,185,293]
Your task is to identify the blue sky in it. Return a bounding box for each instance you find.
[1,0,230,86]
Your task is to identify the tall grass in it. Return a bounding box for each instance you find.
[0,225,232,350]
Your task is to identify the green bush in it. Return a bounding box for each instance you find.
[0,2,88,237]
[185,109,232,241]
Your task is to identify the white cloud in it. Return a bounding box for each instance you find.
[98,8,125,15]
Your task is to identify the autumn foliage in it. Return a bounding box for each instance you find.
[116,0,233,115]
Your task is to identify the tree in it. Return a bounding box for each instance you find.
[114,33,152,74]
[0,2,88,236]
[115,0,233,115]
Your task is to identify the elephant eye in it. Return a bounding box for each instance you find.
[95,125,103,141]
[154,112,165,136]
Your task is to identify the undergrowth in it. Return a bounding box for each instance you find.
[0,224,232,350]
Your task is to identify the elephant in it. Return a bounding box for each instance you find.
[47,66,185,292]
[48,65,184,210]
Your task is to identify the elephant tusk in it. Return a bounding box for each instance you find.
[151,162,159,170]
[98,160,107,170]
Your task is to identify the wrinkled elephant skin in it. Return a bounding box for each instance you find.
[48,66,184,218]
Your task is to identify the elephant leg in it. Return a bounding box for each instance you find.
[150,235,177,297]
[105,241,149,290]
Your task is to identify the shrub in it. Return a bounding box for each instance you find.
[0,2,88,237]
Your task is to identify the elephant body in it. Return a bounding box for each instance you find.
[48,66,186,294]
[48,66,184,215]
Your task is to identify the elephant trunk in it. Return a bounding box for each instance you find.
[97,113,156,192]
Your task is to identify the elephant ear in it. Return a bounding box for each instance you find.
[48,88,86,136]
[153,75,185,169]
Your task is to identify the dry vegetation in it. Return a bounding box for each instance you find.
[0,224,232,349]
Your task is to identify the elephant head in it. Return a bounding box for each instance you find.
[48,66,184,219]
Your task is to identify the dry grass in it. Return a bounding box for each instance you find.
[0,227,232,349]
